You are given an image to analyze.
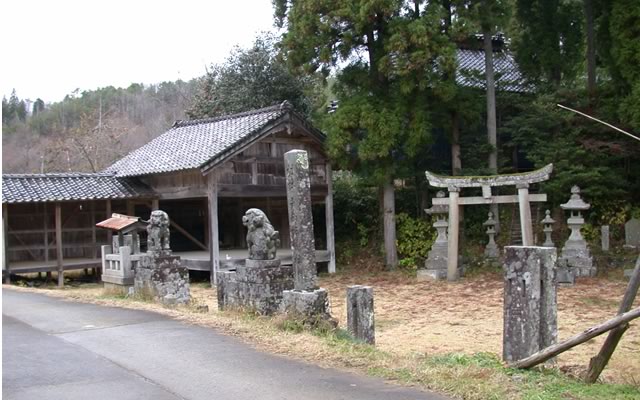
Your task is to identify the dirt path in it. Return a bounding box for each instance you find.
[320,272,640,385]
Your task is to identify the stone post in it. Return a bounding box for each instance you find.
[347,285,375,344]
[601,225,610,252]
[503,246,557,363]
[484,212,499,259]
[541,210,555,247]
[284,150,317,291]
[281,150,334,325]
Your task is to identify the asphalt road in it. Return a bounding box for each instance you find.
[2,289,449,400]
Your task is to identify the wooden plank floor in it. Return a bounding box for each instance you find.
[3,249,331,275]
[4,258,101,274]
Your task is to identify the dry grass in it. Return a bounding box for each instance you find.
[5,269,640,399]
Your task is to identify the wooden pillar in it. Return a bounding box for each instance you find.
[517,183,534,246]
[43,203,49,263]
[447,187,460,281]
[207,173,220,286]
[325,163,336,273]
[55,202,64,287]
[3,204,10,284]
[126,200,135,216]
[90,201,97,259]
[151,199,159,211]
[105,200,112,245]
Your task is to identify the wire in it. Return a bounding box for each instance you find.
[557,104,640,143]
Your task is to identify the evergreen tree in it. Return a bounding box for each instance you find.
[275,0,455,269]
[32,98,45,116]
[187,33,321,119]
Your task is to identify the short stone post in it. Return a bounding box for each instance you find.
[484,212,499,259]
[541,210,555,247]
[503,246,557,363]
[559,186,594,277]
[418,191,448,280]
[601,225,610,252]
[346,285,375,344]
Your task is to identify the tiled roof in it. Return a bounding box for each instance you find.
[105,103,298,177]
[2,173,153,204]
[456,48,532,93]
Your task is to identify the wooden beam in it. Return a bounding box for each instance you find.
[251,161,258,185]
[217,184,329,198]
[207,173,220,286]
[325,163,336,274]
[432,193,547,206]
[126,200,135,216]
[509,307,640,369]
[151,199,159,210]
[3,204,10,284]
[55,203,64,287]
[585,256,640,382]
[170,220,207,251]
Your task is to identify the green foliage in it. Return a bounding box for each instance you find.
[187,33,323,120]
[332,172,379,247]
[395,212,435,269]
[513,0,585,85]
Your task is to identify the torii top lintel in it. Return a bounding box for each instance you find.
[425,164,553,189]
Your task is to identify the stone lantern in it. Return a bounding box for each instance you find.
[483,212,499,258]
[541,210,555,247]
[418,191,449,281]
[559,186,595,277]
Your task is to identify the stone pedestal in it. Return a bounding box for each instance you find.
[281,288,333,323]
[217,259,293,315]
[134,254,190,305]
[346,285,375,344]
[503,246,557,363]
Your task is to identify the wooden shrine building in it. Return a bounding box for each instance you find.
[2,102,336,285]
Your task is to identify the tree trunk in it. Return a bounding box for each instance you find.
[484,30,500,231]
[451,111,461,175]
[383,180,398,270]
[584,0,597,102]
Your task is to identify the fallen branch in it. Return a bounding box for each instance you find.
[585,256,640,383]
[509,307,640,369]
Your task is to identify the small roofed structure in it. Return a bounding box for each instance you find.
[2,102,336,287]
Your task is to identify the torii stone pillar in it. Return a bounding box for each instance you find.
[426,164,553,281]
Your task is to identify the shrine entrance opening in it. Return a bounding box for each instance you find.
[425,164,553,281]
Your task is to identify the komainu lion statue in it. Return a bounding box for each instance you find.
[242,208,279,260]
[147,210,171,253]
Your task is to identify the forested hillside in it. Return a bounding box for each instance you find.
[2,81,197,173]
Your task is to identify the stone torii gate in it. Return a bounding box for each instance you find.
[425,164,553,281]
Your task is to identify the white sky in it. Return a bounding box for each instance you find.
[1,0,277,103]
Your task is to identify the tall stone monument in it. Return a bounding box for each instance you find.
[503,246,558,363]
[559,186,595,277]
[217,208,294,315]
[134,210,191,305]
[418,191,448,280]
[281,150,333,322]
